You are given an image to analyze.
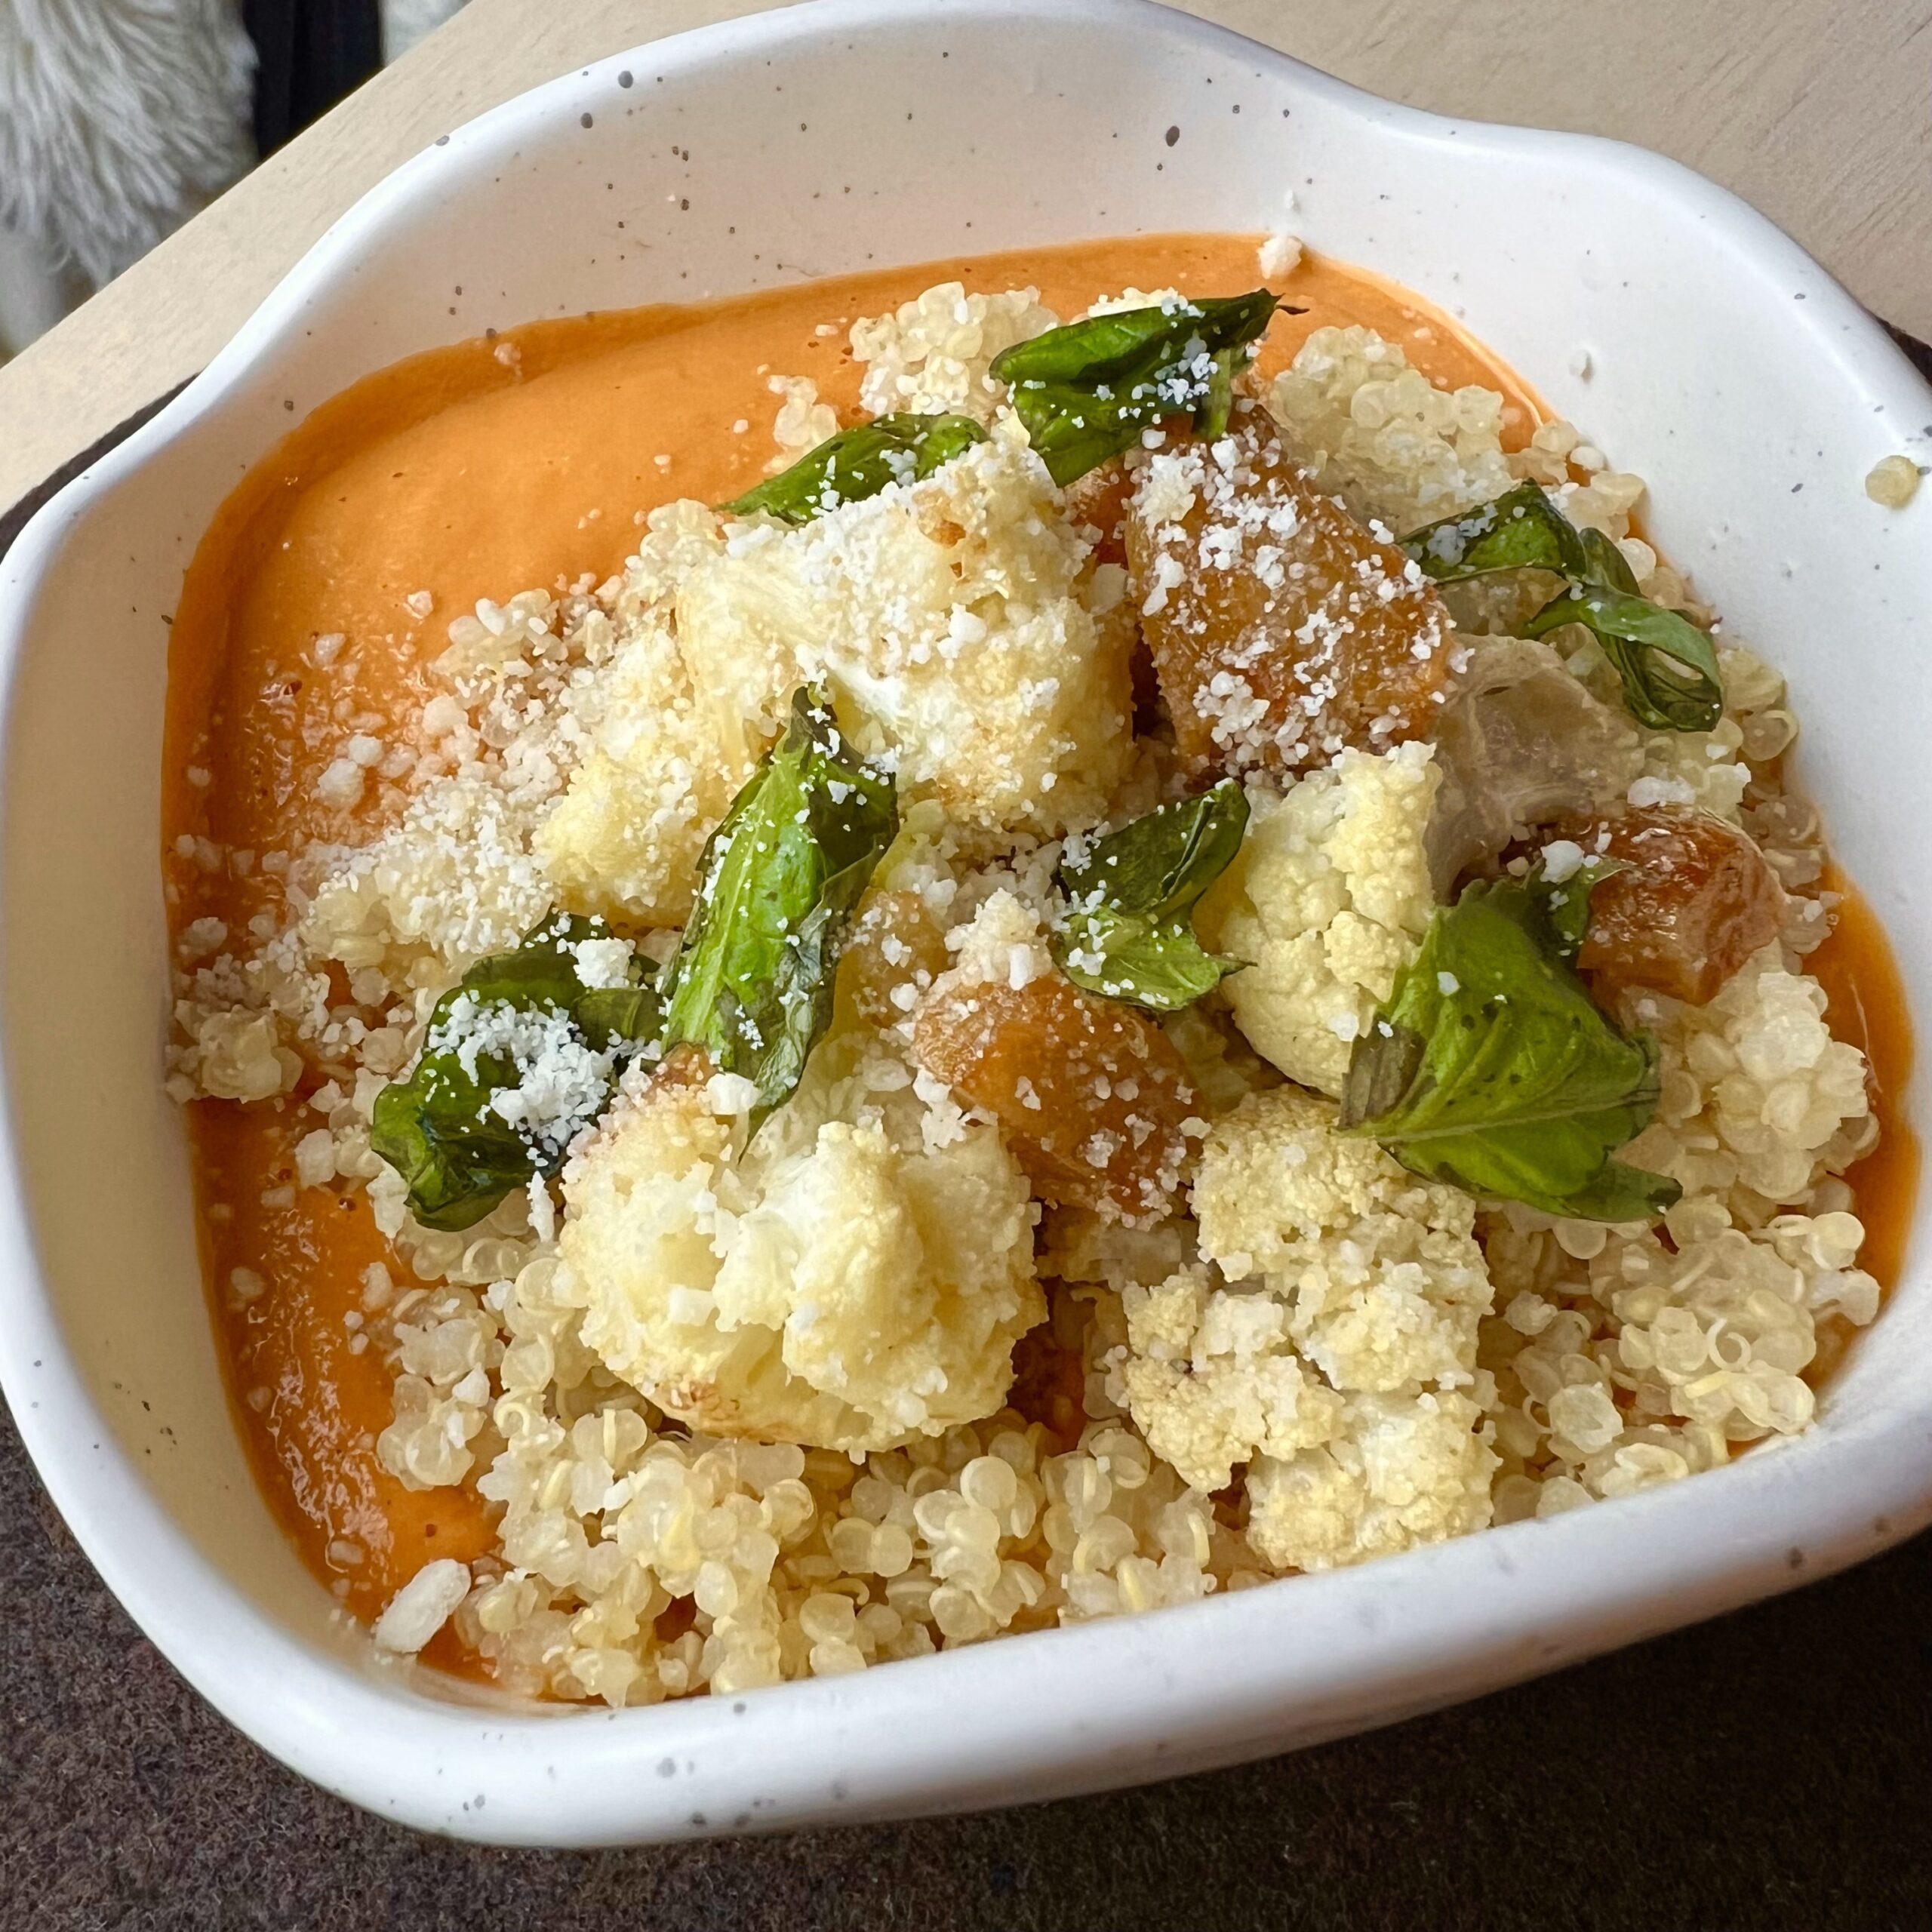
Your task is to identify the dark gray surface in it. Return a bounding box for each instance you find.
[5,1396,1930,1930]
[7,338,1931,1931]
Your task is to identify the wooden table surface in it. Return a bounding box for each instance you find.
[2,0,1930,515]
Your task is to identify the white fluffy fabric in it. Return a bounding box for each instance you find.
[0,0,255,288]
[382,0,467,62]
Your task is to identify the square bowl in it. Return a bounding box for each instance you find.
[2,0,1929,1847]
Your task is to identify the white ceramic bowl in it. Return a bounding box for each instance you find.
[2,0,1928,1847]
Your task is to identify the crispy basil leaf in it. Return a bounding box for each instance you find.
[721,413,986,524]
[371,1061,535,1235]
[369,915,662,1232]
[1579,525,1639,594]
[1054,779,1250,1011]
[660,687,897,1110]
[1402,484,1724,734]
[1339,869,1680,1223]
[1402,481,1590,583]
[989,290,1282,486]
[1524,583,1724,733]
[1537,856,1623,962]
[573,983,664,1051]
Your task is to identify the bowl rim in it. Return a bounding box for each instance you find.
[2,0,1929,1847]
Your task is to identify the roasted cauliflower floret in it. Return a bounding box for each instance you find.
[536,501,754,925]
[1197,741,1440,1096]
[1106,1266,1343,1491]
[540,433,1133,926]
[1192,1087,1494,1395]
[560,1044,1044,1454]
[1244,1389,1498,1573]
[537,621,756,928]
[1108,1088,1498,1542]
[685,425,1134,834]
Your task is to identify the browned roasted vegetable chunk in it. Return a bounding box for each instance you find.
[836,889,951,1028]
[912,968,1198,1226]
[1063,455,1137,568]
[1558,806,1786,1005]
[1124,401,1456,780]
[1063,455,1166,728]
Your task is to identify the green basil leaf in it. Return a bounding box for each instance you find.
[573,983,663,1051]
[1537,857,1622,963]
[448,914,588,1006]
[721,413,986,525]
[989,290,1281,486]
[1403,484,1724,734]
[1401,480,1590,583]
[1578,525,1640,594]
[1524,583,1724,733]
[371,1057,535,1234]
[660,685,898,1110]
[1054,778,1250,1011]
[369,915,661,1232]
[1339,870,1680,1223]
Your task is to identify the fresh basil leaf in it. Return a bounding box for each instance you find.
[989,290,1281,486]
[1402,481,1589,583]
[1524,583,1724,734]
[1579,525,1640,594]
[1054,779,1250,1011]
[574,983,663,1051]
[660,686,898,1110]
[1537,857,1623,962]
[1403,484,1724,734]
[721,413,986,525]
[449,914,590,1006]
[369,915,661,1232]
[371,1059,535,1234]
[1339,869,1680,1223]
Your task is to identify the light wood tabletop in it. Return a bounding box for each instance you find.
[2,0,1928,515]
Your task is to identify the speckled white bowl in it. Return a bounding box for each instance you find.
[2,0,1928,1847]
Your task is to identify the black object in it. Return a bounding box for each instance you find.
[244,0,384,158]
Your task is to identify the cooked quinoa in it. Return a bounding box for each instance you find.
[169,272,1884,1706]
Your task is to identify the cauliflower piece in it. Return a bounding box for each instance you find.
[535,500,758,925]
[536,617,758,928]
[543,435,1133,921]
[1198,741,1440,1095]
[1244,1389,1497,1572]
[681,426,1133,833]
[561,1040,1044,1453]
[1192,1087,1494,1394]
[1110,1087,1497,1518]
[1107,1266,1344,1491]
[850,281,1059,422]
